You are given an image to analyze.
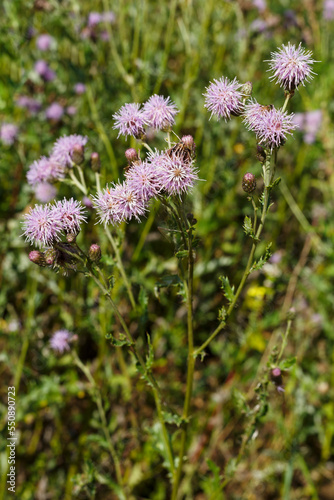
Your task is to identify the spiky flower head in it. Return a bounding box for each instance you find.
[51,134,88,168]
[242,173,257,193]
[93,187,123,226]
[34,182,57,203]
[125,160,161,201]
[255,106,297,150]
[142,94,179,131]
[51,198,87,234]
[155,152,199,197]
[267,42,316,91]
[113,103,145,139]
[50,329,72,353]
[22,204,63,247]
[27,156,65,186]
[112,182,147,221]
[242,99,272,133]
[203,77,243,121]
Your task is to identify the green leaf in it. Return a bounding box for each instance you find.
[279,356,297,370]
[243,216,253,236]
[162,411,183,427]
[109,333,133,347]
[218,306,227,322]
[175,250,189,259]
[250,242,272,272]
[146,334,154,371]
[155,275,182,289]
[270,177,281,189]
[219,276,235,303]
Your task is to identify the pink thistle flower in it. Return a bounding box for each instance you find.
[242,99,273,132]
[88,12,102,26]
[266,42,316,91]
[50,329,72,353]
[142,94,179,130]
[203,77,243,121]
[0,123,18,145]
[22,204,63,247]
[34,182,57,203]
[51,134,88,168]
[36,34,55,51]
[45,103,64,122]
[125,160,162,201]
[113,182,147,221]
[74,83,86,95]
[51,198,87,234]
[256,106,297,150]
[113,103,145,139]
[92,187,123,225]
[156,152,199,197]
[27,156,65,186]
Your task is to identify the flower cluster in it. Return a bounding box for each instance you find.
[113,94,179,139]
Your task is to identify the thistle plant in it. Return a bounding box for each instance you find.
[21,42,317,498]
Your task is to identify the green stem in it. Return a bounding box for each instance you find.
[76,166,88,195]
[278,318,293,362]
[69,169,87,195]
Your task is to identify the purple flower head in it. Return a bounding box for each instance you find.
[66,106,77,116]
[113,182,147,221]
[83,196,93,209]
[22,204,63,247]
[249,19,268,33]
[243,99,272,132]
[88,12,102,26]
[101,11,116,23]
[292,112,305,129]
[34,182,57,203]
[16,96,42,114]
[252,0,266,11]
[51,134,88,168]
[36,34,55,51]
[203,77,243,121]
[27,156,65,186]
[74,83,86,95]
[50,329,72,353]
[256,106,297,150]
[93,187,123,225]
[52,198,87,234]
[323,0,334,21]
[142,94,179,131]
[156,152,199,197]
[100,30,110,42]
[34,60,56,81]
[46,103,64,121]
[267,42,316,91]
[113,103,145,139]
[0,123,18,145]
[126,160,162,201]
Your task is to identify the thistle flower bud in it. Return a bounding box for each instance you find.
[125,148,139,165]
[241,81,253,97]
[181,135,195,151]
[29,250,46,267]
[44,248,57,266]
[66,232,77,243]
[271,367,284,391]
[242,173,256,193]
[71,144,85,165]
[90,152,101,172]
[256,145,266,163]
[89,243,102,262]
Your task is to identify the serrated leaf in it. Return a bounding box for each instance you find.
[219,276,235,303]
[162,411,183,427]
[218,306,227,322]
[250,242,272,272]
[243,215,253,236]
[270,177,281,189]
[109,333,133,347]
[279,356,297,370]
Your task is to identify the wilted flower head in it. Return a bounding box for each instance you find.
[45,103,64,121]
[267,42,316,91]
[51,198,87,234]
[142,94,179,130]
[51,134,88,168]
[113,103,145,139]
[34,182,57,203]
[0,123,18,145]
[255,106,297,150]
[27,156,65,186]
[155,152,199,197]
[22,204,63,247]
[203,77,243,121]
[36,34,55,51]
[50,329,72,353]
[126,160,162,201]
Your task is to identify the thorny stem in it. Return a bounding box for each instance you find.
[72,351,125,496]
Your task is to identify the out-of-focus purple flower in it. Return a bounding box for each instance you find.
[203,77,243,121]
[249,19,268,33]
[126,160,162,201]
[51,198,87,234]
[113,103,145,139]
[252,0,266,11]
[292,112,305,129]
[66,106,77,116]
[34,60,56,81]
[154,152,199,196]
[46,103,64,121]
[88,12,102,26]
[323,0,334,20]
[27,156,65,186]
[34,182,57,203]
[269,251,283,265]
[283,10,298,28]
[100,30,110,41]
[293,110,322,144]
[82,196,93,209]
[93,186,123,225]
[16,96,42,114]
[50,329,72,353]
[256,107,297,150]
[51,134,88,168]
[101,11,116,23]
[267,42,316,91]
[74,83,86,95]
[142,95,179,131]
[36,34,55,51]
[22,204,63,247]
[0,123,18,145]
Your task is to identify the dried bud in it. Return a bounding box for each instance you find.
[29,250,46,267]
[242,173,256,193]
[71,144,85,165]
[256,145,266,163]
[125,148,139,165]
[241,81,253,97]
[89,244,101,262]
[44,248,57,266]
[90,152,101,172]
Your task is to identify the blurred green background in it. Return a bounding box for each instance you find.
[1,0,334,498]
